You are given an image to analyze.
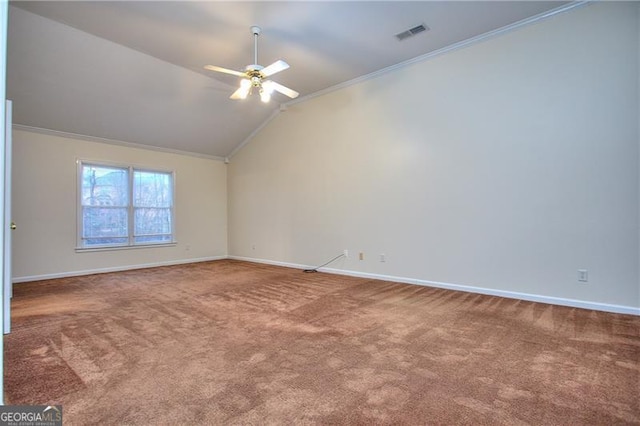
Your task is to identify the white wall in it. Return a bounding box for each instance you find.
[229,2,640,311]
[637,2,640,311]
[12,128,227,280]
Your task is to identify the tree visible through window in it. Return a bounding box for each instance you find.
[133,170,172,244]
[79,163,174,248]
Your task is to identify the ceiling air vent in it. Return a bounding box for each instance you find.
[395,24,429,41]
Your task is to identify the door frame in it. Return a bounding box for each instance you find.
[0,0,9,405]
[3,99,11,335]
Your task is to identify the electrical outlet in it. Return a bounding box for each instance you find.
[359,252,364,261]
[343,249,349,258]
[379,254,386,262]
[578,269,588,282]
[252,244,256,250]
[185,245,191,251]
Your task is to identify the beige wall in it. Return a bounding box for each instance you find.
[229,3,640,311]
[12,129,227,280]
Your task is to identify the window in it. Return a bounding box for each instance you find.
[78,162,174,249]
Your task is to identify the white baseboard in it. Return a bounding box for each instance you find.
[14,254,639,316]
[229,255,310,271]
[228,255,640,316]
[13,256,227,283]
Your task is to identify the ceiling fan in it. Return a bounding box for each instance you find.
[204,26,299,103]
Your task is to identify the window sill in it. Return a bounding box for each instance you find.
[75,242,177,253]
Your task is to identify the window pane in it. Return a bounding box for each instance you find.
[82,207,128,245]
[133,171,172,208]
[82,165,128,207]
[78,163,174,249]
[134,235,172,244]
[84,237,128,246]
[134,208,172,236]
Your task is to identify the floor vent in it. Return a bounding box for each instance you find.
[395,24,429,41]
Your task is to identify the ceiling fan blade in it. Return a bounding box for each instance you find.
[204,65,245,77]
[270,81,299,99]
[230,87,247,100]
[261,60,289,77]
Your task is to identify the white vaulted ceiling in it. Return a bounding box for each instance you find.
[7,1,573,158]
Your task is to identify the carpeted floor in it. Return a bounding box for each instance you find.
[5,260,640,424]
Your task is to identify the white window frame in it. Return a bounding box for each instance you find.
[76,160,176,251]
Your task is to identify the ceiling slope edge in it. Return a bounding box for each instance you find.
[225,108,282,161]
[227,0,590,160]
[285,1,590,108]
[13,124,226,162]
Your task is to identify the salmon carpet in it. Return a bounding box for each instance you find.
[5,260,640,424]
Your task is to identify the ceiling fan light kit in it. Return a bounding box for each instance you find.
[204,26,299,103]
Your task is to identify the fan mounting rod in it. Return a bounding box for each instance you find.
[251,26,261,66]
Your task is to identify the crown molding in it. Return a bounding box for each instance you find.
[12,124,226,162]
[228,1,591,159]
[286,1,591,108]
